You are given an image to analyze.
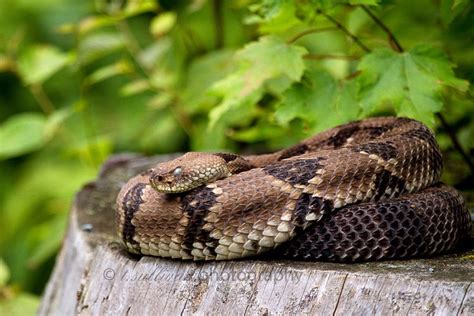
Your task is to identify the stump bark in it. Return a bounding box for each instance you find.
[39,154,474,315]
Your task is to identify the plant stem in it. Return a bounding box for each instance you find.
[360,6,403,52]
[212,0,224,49]
[317,10,371,53]
[287,27,338,44]
[360,5,474,174]
[304,54,360,60]
[30,84,55,114]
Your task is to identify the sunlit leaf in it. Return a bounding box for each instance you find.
[120,79,151,96]
[237,35,307,92]
[357,45,469,125]
[147,93,173,109]
[0,113,47,159]
[150,12,177,37]
[78,15,116,35]
[208,36,307,128]
[246,0,302,33]
[17,46,70,85]
[122,0,157,17]
[85,59,133,86]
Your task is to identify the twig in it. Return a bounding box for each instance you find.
[360,6,403,52]
[304,53,360,60]
[436,113,474,174]
[287,27,338,44]
[212,0,224,49]
[317,10,371,53]
[345,70,362,80]
[360,5,474,174]
[30,84,55,114]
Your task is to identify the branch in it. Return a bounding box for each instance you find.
[360,6,403,52]
[317,10,371,53]
[212,0,224,49]
[436,113,474,175]
[304,54,360,60]
[287,27,338,44]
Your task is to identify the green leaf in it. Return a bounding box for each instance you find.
[122,0,157,17]
[120,79,151,96]
[147,93,173,110]
[238,35,307,87]
[208,36,307,128]
[78,15,116,35]
[276,70,361,131]
[0,113,47,160]
[137,38,173,70]
[85,59,133,86]
[17,46,70,85]
[150,12,177,37]
[357,45,469,124]
[77,32,124,65]
[246,0,302,33]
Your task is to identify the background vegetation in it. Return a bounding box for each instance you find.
[0,0,473,313]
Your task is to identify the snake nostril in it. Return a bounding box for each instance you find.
[153,175,163,182]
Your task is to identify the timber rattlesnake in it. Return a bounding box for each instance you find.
[116,117,471,262]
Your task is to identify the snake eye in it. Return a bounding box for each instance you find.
[173,167,183,177]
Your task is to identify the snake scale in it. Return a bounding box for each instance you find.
[116,117,471,262]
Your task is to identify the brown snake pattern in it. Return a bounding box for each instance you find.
[116,117,471,262]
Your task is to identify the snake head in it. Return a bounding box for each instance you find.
[149,152,231,193]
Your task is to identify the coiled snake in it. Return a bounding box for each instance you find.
[116,117,471,262]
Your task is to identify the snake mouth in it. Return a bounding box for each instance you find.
[149,175,194,193]
[154,185,189,193]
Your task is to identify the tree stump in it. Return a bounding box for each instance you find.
[39,154,474,315]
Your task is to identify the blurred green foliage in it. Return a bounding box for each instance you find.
[0,0,473,313]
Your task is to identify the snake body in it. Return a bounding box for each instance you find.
[116,117,471,262]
